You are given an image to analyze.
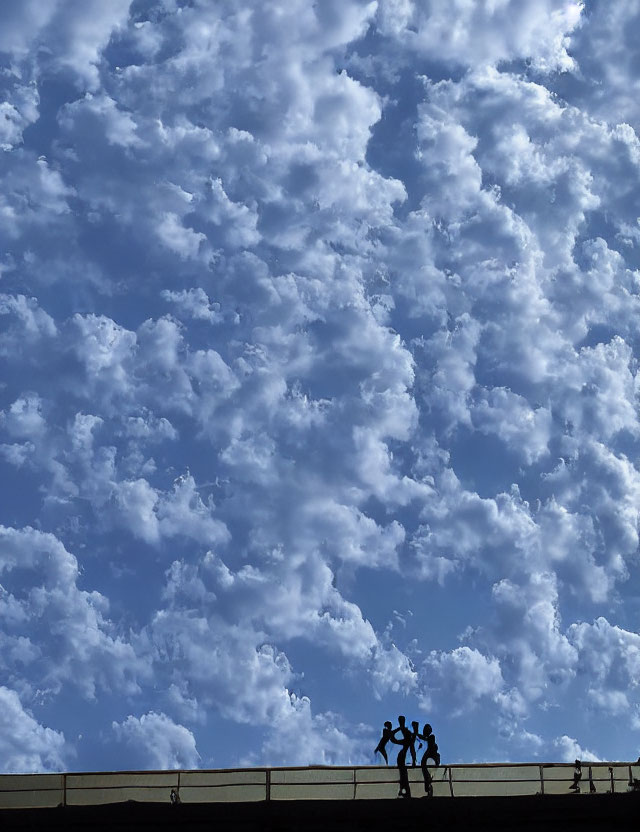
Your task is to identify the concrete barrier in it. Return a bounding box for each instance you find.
[0,763,637,808]
[66,772,178,806]
[179,769,266,803]
[0,774,63,809]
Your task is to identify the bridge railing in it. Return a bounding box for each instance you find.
[0,762,638,809]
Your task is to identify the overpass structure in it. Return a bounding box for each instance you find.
[1,761,639,808]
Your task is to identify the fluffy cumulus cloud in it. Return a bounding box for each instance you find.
[376,0,583,70]
[2,0,640,772]
[259,694,372,767]
[0,526,147,699]
[111,711,200,770]
[553,734,600,763]
[0,687,67,773]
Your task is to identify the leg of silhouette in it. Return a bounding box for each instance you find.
[420,751,433,796]
[397,746,411,798]
[398,761,411,798]
[375,745,388,765]
[410,721,419,767]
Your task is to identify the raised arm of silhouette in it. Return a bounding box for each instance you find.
[419,724,440,797]
[392,716,413,798]
[374,721,393,765]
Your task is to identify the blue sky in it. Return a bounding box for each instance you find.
[1,0,640,772]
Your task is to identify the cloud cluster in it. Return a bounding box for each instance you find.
[376,0,583,71]
[0,526,146,699]
[0,687,67,773]
[112,711,200,770]
[2,0,640,769]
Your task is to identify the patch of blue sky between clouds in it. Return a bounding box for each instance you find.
[1,0,640,772]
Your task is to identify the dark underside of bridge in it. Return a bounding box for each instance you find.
[1,793,639,831]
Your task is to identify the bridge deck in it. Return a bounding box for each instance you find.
[1,793,640,832]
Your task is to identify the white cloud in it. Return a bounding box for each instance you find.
[0,394,47,439]
[472,388,552,464]
[0,0,58,56]
[59,93,144,149]
[568,617,640,692]
[0,687,67,773]
[0,526,147,699]
[553,734,599,763]
[0,156,74,240]
[260,694,371,766]
[0,82,39,151]
[145,608,296,725]
[2,0,640,771]
[419,647,504,715]
[377,0,583,70]
[112,712,200,770]
[489,573,578,700]
[41,0,132,88]
[371,643,417,698]
[161,288,222,324]
[565,0,640,127]
[156,474,230,546]
[0,294,57,346]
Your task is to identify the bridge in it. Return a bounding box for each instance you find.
[1,760,639,808]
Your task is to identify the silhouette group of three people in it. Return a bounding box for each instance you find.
[375,716,440,798]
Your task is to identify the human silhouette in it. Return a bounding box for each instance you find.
[409,720,421,767]
[569,759,582,791]
[391,715,413,798]
[421,723,440,765]
[419,724,440,796]
[374,721,393,765]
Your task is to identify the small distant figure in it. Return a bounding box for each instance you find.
[170,788,180,805]
[419,724,440,796]
[569,760,582,792]
[409,720,421,767]
[374,721,393,765]
[391,715,413,798]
